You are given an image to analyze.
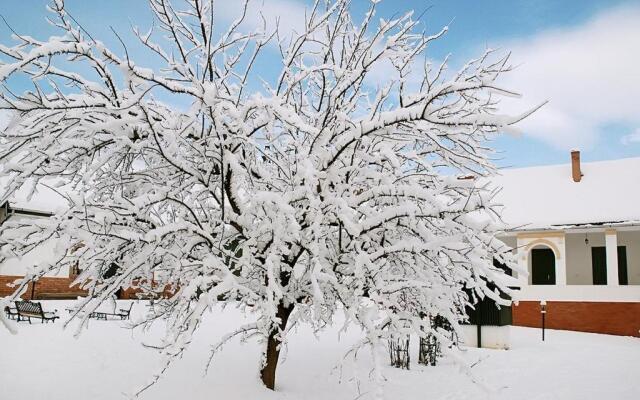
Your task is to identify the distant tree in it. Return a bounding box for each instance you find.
[0,0,536,393]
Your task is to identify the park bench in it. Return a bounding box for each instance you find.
[118,302,133,320]
[14,300,59,323]
[4,304,18,320]
[89,302,134,320]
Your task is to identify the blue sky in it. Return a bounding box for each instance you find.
[1,0,639,168]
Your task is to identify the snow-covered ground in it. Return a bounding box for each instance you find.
[1,301,638,400]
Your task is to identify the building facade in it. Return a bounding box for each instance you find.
[0,202,88,299]
[495,152,640,337]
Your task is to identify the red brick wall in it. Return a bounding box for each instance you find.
[120,283,175,300]
[513,301,640,337]
[0,275,88,299]
[1,275,175,300]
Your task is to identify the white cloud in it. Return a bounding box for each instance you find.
[495,4,640,151]
[621,128,640,145]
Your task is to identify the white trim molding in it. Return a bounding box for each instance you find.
[514,284,640,302]
[605,229,620,286]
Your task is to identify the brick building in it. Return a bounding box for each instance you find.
[0,201,88,300]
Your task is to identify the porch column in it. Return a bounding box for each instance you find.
[516,236,528,286]
[556,234,567,285]
[605,229,619,286]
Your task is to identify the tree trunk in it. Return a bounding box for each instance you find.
[260,302,294,390]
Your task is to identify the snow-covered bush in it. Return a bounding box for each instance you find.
[0,0,536,393]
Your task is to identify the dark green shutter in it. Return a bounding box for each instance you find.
[532,248,556,285]
[592,246,628,285]
[591,247,607,285]
[618,246,628,285]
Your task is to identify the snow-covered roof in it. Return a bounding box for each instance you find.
[492,156,640,231]
[0,179,69,214]
[3,156,640,232]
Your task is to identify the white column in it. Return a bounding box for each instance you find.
[516,237,529,286]
[605,229,619,286]
[556,234,567,285]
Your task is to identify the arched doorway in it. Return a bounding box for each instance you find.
[531,247,556,285]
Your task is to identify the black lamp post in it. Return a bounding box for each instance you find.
[540,300,547,341]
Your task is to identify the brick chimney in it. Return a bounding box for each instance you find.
[571,150,582,182]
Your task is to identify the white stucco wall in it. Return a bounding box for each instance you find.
[499,229,640,286]
[564,230,640,285]
[460,325,510,349]
[499,236,517,249]
[565,233,603,285]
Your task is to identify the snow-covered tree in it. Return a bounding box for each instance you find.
[0,0,537,393]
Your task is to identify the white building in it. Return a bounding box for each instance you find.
[494,152,640,337]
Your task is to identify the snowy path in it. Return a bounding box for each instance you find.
[1,301,638,400]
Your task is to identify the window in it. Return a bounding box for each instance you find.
[69,262,82,277]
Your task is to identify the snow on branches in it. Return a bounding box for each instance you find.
[0,0,533,394]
